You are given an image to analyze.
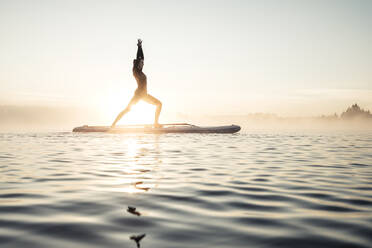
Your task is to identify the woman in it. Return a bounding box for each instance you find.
[111,39,162,128]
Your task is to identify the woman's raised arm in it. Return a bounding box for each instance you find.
[136,39,144,60]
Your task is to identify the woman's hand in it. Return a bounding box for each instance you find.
[137,39,142,46]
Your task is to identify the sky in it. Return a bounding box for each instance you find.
[0,0,371,122]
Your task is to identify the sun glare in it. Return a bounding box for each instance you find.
[107,99,156,125]
[125,101,155,124]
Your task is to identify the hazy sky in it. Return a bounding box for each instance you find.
[1,0,371,119]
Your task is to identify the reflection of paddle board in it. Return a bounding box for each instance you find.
[72,123,241,134]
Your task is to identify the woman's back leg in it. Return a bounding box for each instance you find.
[143,94,162,125]
[111,95,140,127]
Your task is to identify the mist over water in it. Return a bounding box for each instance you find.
[0,105,94,132]
[1,105,372,132]
[1,131,371,248]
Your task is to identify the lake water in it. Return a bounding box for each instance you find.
[1,130,372,248]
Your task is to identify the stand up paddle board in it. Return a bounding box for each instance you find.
[72,123,240,134]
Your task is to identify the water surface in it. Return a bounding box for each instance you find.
[1,131,371,247]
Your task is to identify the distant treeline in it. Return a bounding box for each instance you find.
[320,104,372,120]
[197,103,372,130]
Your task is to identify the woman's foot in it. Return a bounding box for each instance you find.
[153,123,162,128]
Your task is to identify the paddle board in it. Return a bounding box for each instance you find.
[72,123,240,134]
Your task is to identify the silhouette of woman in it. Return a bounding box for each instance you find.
[111,39,162,128]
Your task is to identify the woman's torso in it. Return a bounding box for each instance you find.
[133,70,147,95]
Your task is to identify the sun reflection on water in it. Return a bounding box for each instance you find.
[108,135,161,194]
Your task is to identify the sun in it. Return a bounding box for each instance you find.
[106,99,155,125]
[102,90,158,125]
[124,101,156,125]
